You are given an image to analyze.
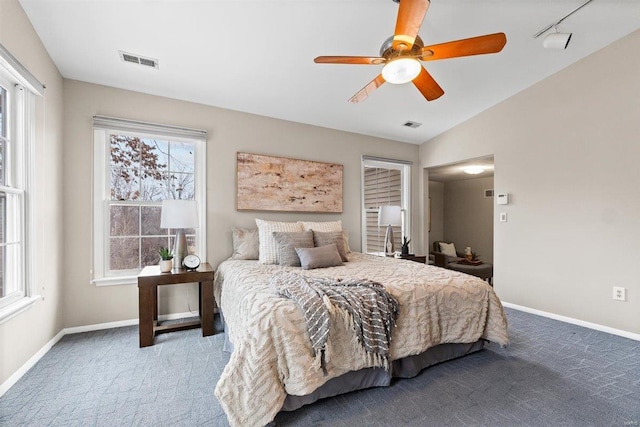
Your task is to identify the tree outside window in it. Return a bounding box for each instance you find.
[107,135,196,272]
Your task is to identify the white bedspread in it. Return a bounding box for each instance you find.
[214,253,509,426]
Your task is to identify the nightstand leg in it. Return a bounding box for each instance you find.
[200,279,214,337]
[152,286,158,322]
[139,286,155,347]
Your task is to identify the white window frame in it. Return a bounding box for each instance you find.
[0,42,43,324]
[92,116,207,286]
[361,156,411,255]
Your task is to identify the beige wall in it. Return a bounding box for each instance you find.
[0,0,65,385]
[443,177,494,264]
[427,181,444,250]
[420,30,640,334]
[62,79,420,328]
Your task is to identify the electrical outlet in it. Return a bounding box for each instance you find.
[613,286,626,301]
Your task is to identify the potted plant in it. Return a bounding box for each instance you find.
[401,236,411,255]
[158,247,173,273]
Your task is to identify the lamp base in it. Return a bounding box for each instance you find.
[172,229,187,271]
[383,224,395,256]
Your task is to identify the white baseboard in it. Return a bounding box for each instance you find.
[62,311,198,335]
[502,302,640,341]
[0,311,200,397]
[0,329,66,397]
[158,311,199,321]
[63,318,139,334]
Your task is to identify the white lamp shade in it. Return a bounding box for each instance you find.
[378,205,402,226]
[160,199,199,229]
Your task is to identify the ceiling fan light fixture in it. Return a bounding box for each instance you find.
[463,166,485,175]
[381,58,421,84]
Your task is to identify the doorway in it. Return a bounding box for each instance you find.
[426,156,494,264]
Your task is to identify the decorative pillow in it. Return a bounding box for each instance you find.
[296,244,344,270]
[272,231,314,267]
[342,230,351,254]
[439,242,458,257]
[255,219,304,264]
[231,227,259,260]
[298,220,342,232]
[313,231,349,261]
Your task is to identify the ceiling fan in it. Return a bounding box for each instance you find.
[314,0,507,103]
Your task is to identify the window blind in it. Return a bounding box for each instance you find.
[364,167,402,253]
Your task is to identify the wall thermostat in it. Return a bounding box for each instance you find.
[497,193,509,205]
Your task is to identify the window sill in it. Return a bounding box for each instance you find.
[92,276,137,287]
[0,296,40,325]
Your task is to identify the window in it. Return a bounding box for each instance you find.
[93,117,207,286]
[0,43,43,322]
[361,156,411,254]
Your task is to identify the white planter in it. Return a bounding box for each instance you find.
[159,259,173,273]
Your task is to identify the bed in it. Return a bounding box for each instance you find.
[213,251,509,426]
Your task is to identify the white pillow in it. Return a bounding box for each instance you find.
[298,220,342,232]
[255,219,304,264]
[439,242,457,257]
[230,227,259,260]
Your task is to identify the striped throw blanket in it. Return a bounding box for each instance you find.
[270,271,399,373]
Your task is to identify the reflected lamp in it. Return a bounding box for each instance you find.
[378,205,402,256]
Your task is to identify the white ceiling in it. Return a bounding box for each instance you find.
[19,0,640,145]
[428,156,494,182]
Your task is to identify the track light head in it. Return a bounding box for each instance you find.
[543,32,572,49]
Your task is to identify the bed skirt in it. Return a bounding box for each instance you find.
[221,312,484,413]
[281,340,484,411]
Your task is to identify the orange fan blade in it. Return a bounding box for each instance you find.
[393,0,430,51]
[421,33,507,61]
[314,56,386,65]
[348,74,386,103]
[412,67,444,101]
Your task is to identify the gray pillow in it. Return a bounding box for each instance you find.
[272,231,314,267]
[295,244,344,270]
[231,227,259,260]
[312,231,348,262]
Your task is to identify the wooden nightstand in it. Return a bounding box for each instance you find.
[398,254,427,264]
[137,263,215,347]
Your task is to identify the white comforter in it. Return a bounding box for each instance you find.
[214,253,509,426]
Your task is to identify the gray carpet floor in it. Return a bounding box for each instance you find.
[1,308,639,426]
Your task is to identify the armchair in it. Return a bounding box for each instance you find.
[430,241,464,268]
[430,241,494,285]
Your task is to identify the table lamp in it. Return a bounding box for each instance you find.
[378,205,402,256]
[160,199,198,271]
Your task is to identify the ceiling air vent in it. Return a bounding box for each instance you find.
[403,121,422,128]
[118,51,159,69]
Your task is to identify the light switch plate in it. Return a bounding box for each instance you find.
[500,212,508,222]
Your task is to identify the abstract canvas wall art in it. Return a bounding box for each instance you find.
[236,152,343,213]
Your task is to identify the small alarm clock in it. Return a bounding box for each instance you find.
[182,254,201,271]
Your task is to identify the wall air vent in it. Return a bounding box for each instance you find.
[118,51,159,69]
[484,189,494,198]
[403,121,422,128]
